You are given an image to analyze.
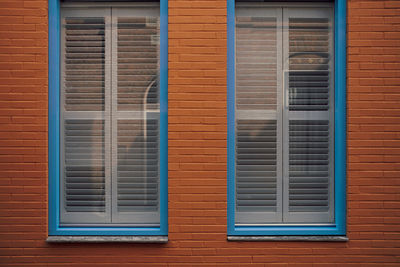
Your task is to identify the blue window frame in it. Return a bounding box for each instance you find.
[48,0,168,236]
[227,0,346,236]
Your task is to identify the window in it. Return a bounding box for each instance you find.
[227,0,346,235]
[49,0,167,235]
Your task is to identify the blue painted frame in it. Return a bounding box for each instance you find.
[227,0,347,236]
[48,0,168,236]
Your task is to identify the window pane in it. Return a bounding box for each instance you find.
[116,17,159,111]
[283,7,334,223]
[288,120,330,212]
[64,119,105,212]
[61,9,111,224]
[235,6,282,224]
[288,17,331,111]
[64,17,106,112]
[236,16,277,111]
[116,119,159,212]
[111,8,160,224]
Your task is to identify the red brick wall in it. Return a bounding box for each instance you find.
[0,0,400,265]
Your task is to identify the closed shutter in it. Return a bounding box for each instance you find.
[116,119,159,211]
[64,119,105,212]
[60,4,160,225]
[61,8,111,224]
[282,8,334,223]
[234,4,334,225]
[111,7,160,224]
[235,6,283,224]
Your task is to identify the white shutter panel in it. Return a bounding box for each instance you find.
[60,8,112,224]
[235,6,283,224]
[111,6,160,224]
[282,7,334,223]
[63,119,105,211]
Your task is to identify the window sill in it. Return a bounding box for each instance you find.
[47,236,168,243]
[228,236,348,242]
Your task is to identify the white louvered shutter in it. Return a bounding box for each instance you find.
[111,7,160,224]
[282,8,334,223]
[235,6,283,224]
[235,4,334,225]
[60,4,160,226]
[61,8,112,224]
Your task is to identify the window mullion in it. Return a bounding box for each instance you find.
[104,7,113,223]
[278,6,285,224]
[110,7,119,223]
[281,7,290,223]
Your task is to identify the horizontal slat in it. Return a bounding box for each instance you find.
[289,120,330,212]
[64,119,105,212]
[236,16,277,112]
[288,17,331,112]
[117,119,159,212]
[117,17,159,112]
[63,17,105,112]
[236,119,277,212]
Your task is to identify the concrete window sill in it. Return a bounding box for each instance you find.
[47,236,168,243]
[228,236,348,242]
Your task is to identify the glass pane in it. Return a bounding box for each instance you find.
[283,7,334,223]
[117,119,159,212]
[235,11,281,223]
[288,17,332,111]
[61,12,110,224]
[117,17,160,111]
[64,119,105,212]
[236,17,277,111]
[114,14,160,221]
[64,17,105,111]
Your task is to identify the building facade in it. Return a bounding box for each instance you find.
[0,0,400,265]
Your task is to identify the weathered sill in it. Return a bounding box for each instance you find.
[228,236,348,242]
[47,236,168,243]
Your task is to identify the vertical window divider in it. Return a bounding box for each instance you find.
[105,7,113,223]
[110,6,117,223]
[280,7,285,223]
